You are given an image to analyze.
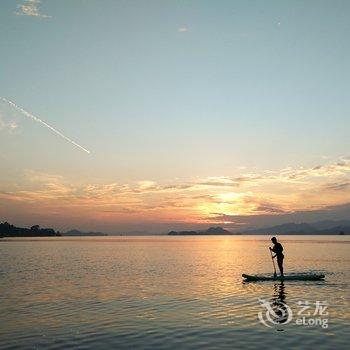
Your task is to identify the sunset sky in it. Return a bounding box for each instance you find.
[0,0,349,233]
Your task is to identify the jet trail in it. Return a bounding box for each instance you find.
[1,97,90,154]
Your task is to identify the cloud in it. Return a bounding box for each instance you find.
[323,182,350,191]
[1,157,350,231]
[280,161,350,181]
[15,0,51,18]
[253,204,287,214]
[136,181,158,191]
[24,169,64,184]
[178,27,189,33]
[0,114,18,133]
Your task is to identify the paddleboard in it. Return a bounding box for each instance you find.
[242,273,325,281]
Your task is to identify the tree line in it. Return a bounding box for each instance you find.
[0,222,61,237]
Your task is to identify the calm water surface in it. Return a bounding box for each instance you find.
[0,235,349,349]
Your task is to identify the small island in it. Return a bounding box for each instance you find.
[168,227,233,235]
[63,229,108,237]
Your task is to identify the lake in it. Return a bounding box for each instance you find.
[0,235,349,349]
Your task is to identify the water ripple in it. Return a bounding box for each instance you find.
[0,236,348,349]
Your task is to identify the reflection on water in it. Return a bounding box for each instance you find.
[271,282,290,329]
[0,236,349,349]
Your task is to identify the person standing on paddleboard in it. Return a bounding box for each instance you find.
[269,237,284,277]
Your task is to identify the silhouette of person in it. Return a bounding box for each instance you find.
[269,237,284,277]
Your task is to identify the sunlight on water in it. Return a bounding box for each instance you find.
[0,236,349,349]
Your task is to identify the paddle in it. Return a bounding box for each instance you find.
[269,248,277,278]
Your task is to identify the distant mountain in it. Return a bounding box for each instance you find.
[316,226,350,235]
[168,227,233,235]
[308,220,350,230]
[63,229,108,236]
[0,222,61,237]
[167,221,350,236]
[204,227,232,234]
[239,220,350,235]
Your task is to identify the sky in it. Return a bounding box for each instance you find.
[0,0,349,233]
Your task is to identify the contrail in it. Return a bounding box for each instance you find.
[1,97,90,154]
